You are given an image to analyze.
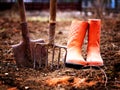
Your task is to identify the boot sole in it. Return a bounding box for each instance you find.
[65,63,84,69]
[65,63,104,70]
[84,65,104,70]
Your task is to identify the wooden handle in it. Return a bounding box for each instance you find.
[50,0,57,23]
[17,0,30,44]
[18,0,26,22]
[49,0,57,45]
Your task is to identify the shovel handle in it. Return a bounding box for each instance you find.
[49,0,57,45]
[17,0,30,43]
[18,0,26,22]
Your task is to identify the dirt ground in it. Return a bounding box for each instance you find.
[0,10,120,90]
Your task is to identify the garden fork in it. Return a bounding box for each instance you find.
[34,0,67,69]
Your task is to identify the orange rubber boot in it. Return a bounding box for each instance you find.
[87,19,104,66]
[65,20,88,68]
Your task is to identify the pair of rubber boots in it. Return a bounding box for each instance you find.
[66,19,104,68]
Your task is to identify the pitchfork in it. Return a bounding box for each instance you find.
[33,0,67,69]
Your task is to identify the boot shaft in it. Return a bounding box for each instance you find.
[66,20,88,66]
[67,20,88,49]
[87,19,101,52]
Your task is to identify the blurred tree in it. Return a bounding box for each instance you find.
[0,0,17,2]
[91,0,112,18]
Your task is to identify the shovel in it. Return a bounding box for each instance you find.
[12,0,47,68]
[34,0,67,69]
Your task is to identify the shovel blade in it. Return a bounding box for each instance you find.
[12,39,47,68]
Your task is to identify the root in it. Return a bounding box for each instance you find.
[89,66,108,89]
[97,66,108,87]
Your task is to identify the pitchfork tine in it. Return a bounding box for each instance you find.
[45,47,48,68]
[33,46,36,69]
[33,44,38,69]
[57,47,61,69]
[39,45,42,68]
[61,46,67,66]
[64,48,67,65]
[51,46,55,69]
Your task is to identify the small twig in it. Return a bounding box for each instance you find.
[85,66,108,89]
[7,48,13,54]
[97,66,108,88]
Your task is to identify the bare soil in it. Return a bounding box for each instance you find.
[0,11,120,90]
